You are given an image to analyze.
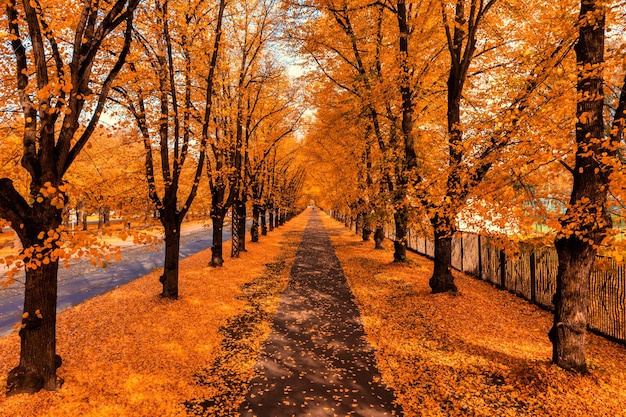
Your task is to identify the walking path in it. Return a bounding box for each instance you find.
[239,211,402,416]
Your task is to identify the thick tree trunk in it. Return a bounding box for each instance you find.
[209,213,225,267]
[374,226,385,250]
[393,208,408,262]
[549,0,615,374]
[362,226,372,241]
[7,261,62,396]
[362,213,372,241]
[159,219,181,299]
[549,238,594,373]
[355,212,364,236]
[251,205,260,242]
[429,215,457,293]
[261,209,267,236]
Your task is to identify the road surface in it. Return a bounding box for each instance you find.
[0,221,236,336]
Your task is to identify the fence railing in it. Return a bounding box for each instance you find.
[378,222,626,344]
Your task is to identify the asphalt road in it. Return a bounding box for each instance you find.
[0,222,234,336]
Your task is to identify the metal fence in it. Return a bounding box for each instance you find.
[380,225,626,344]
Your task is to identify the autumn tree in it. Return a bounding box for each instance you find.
[0,0,139,395]
[66,127,147,231]
[114,0,225,297]
[549,0,626,373]
[246,71,301,242]
[406,0,575,293]
[295,0,402,249]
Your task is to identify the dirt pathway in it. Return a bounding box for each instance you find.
[239,210,402,416]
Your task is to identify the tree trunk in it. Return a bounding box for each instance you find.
[251,205,260,242]
[268,210,274,231]
[374,226,385,250]
[393,208,408,262]
[549,238,594,373]
[103,205,110,227]
[7,261,62,396]
[209,212,225,267]
[362,213,372,241]
[159,219,181,299]
[274,208,280,228]
[549,0,614,374]
[362,227,372,241]
[356,212,364,236]
[236,200,246,252]
[429,215,457,293]
[261,209,267,236]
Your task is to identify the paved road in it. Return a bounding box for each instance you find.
[0,222,237,336]
[239,211,402,416]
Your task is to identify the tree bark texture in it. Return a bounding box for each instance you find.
[251,205,260,242]
[374,227,385,250]
[160,219,181,299]
[7,261,62,395]
[261,209,268,236]
[393,208,408,262]
[269,210,275,231]
[429,214,458,293]
[210,213,225,267]
[236,200,246,252]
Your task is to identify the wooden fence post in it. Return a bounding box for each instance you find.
[530,251,537,303]
[478,235,483,280]
[500,250,507,289]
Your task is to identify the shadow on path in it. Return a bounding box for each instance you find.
[239,211,402,416]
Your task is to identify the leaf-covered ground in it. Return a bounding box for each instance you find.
[0,216,304,417]
[319,214,626,417]
[1,210,626,416]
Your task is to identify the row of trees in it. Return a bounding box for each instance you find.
[297,0,626,374]
[0,0,305,395]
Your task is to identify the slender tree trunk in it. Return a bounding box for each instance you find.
[236,200,246,252]
[374,226,385,250]
[274,208,280,228]
[393,207,408,262]
[82,211,88,231]
[429,214,457,293]
[209,212,225,267]
[160,218,181,299]
[7,261,62,395]
[268,209,274,231]
[251,204,260,242]
[98,207,104,230]
[103,205,110,227]
[261,209,267,236]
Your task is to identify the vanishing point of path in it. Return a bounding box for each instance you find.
[239,211,402,417]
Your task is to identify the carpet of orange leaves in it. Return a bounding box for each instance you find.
[320,214,626,417]
[0,214,306,417]
[2,209,626,416]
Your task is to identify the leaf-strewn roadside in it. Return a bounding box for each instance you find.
[320,214,626,417]
[0,213,306,417]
